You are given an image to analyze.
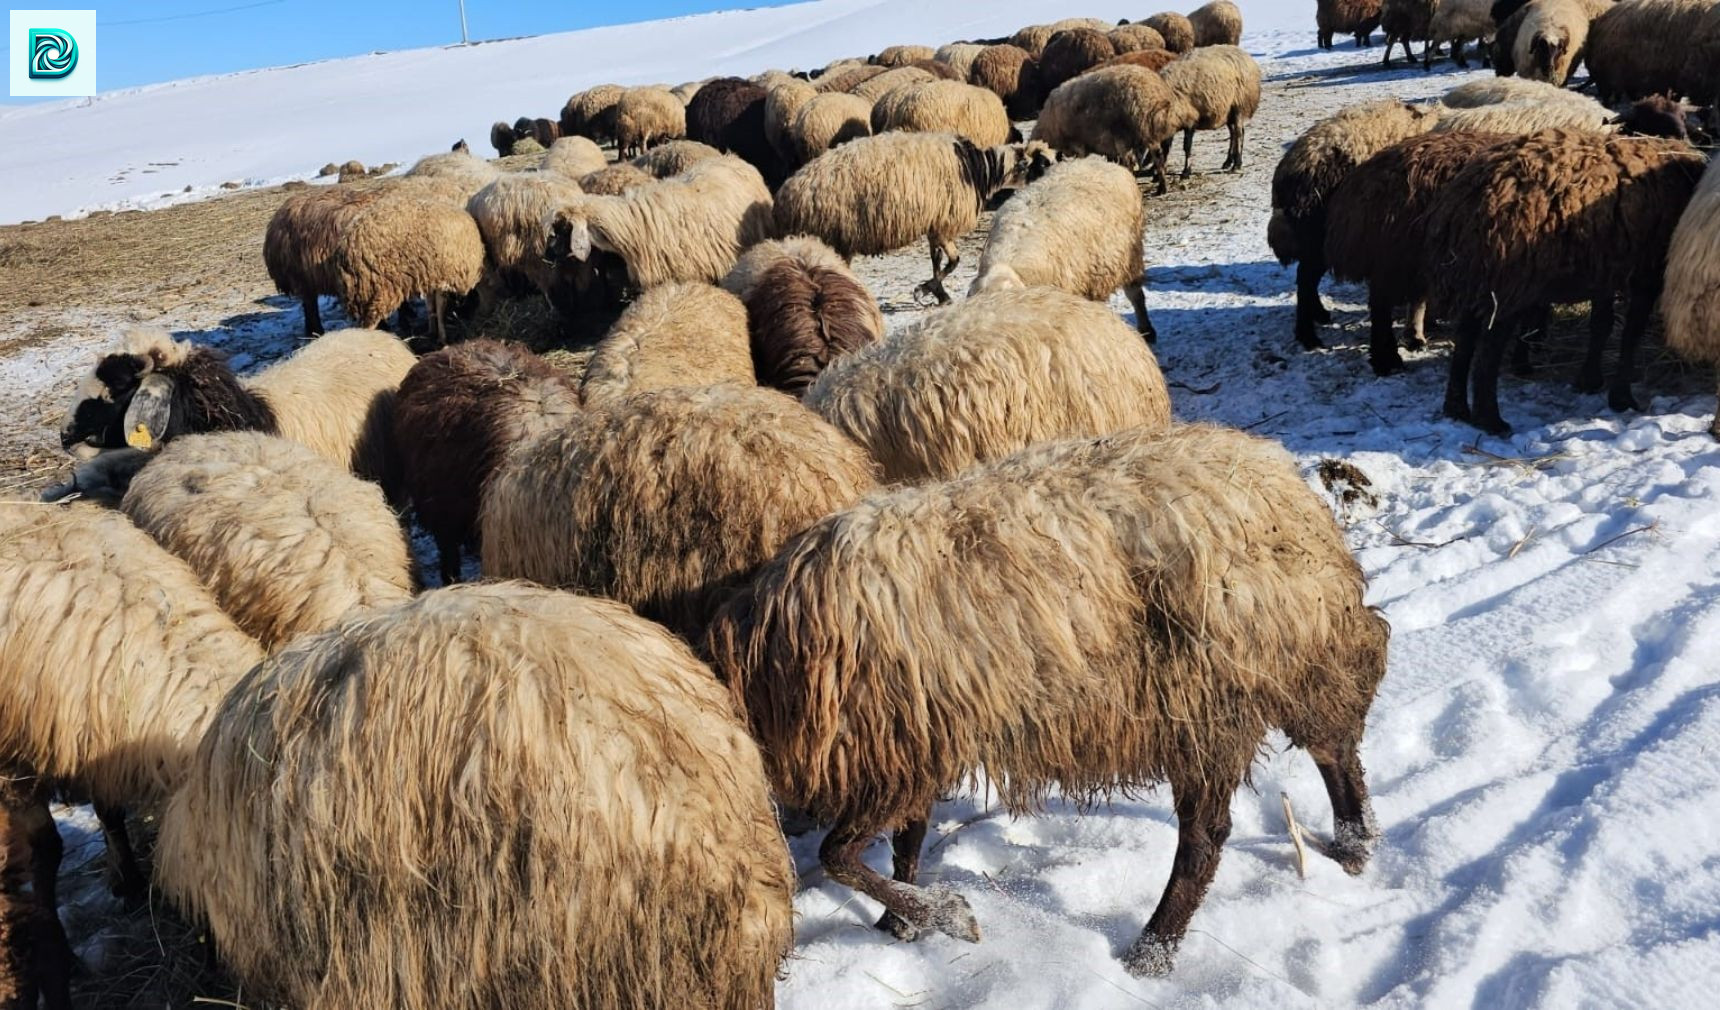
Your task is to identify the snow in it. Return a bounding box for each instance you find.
[6,0,1720,1007]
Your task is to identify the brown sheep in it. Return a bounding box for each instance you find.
[560,83,625,143]
[393,340,581,586]
[875,44,936,67]
[1317,0,1385,48]
[705,422,1389,976]
[1426,129,1706,433]
[1144,11,1198,51]
[1039,28,1118,92]
[1381,0,1437,65]
[722,236,885,395]
[481,384,878,642]
[1094,48,1181,73]
[1156,44,1262,176]
[1586,0,1713,102]
[969,43,1043,120]
[1109,23,1168,52]
[1190,0,1245,45]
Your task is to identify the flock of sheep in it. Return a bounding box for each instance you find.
[2,0,1719,1006]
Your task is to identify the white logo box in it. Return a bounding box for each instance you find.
[10,9,97,97]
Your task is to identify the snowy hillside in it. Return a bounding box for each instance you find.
[5,1,1720,1007]
[0,1,1293,225]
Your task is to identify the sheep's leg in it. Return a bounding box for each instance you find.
[1226,120,1245,172]
[1576,295,1615,394]
[1126,277,1156,343]
[874,812,932,940]
[1709,367,1720,441]
[300,293,324,337]
[1403,299,1427,351]
[10,796,74,1009]
[435,532,463,587]
[1122,776,1233,977]
[1368,291,1404,376]
[1309,740,1379,875]
[1294,256,1326,350]
[1469,319,1513,435]
[1444,313,1481,422]
[1181,129,1194,179]
[429,291,448,348]
[1453,39,1468,68]
[1609,288,1652,413]
[915,234,957,305]
[93,801,146,901]
[819,814,979,943]
[1512,304,1550,377]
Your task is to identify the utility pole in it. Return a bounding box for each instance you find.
[458,0,470,44]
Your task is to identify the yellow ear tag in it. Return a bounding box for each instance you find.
[126,423,154,449]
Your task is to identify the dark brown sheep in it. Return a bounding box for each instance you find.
[1325,131,1511,376]
[392,339,581,586]
[723,237,885,396]
[1318,0,1384,48]
[489,120,515,157]
[1425,129,1706,433]
[907,58,964,80]
[686,77,788,188]
[1039,28,1118,91]
[1381,0,1436,66]
[969,44,1043,119]
[532,117,561,147]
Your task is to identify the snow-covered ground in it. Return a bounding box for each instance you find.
[6,1,1720,1007]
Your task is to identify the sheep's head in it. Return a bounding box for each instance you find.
[1020,140,1060,182]
[490,121,515,157]
[61,337,181,458]
[1611,93,1711,145]
[544,206,593,267]
[451,138,470,153]
[1527,32,1568,77]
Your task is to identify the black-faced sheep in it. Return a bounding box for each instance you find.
[393,339,581,585]
[705,422,1389,975]
[156,581,794,1010]
[1146,11,1199,50]
[1268,99,1442,350]
[1662,158,1720,436]
[1324,131,1512,375]
[118,431,415,651]
[1157,45,1262,177]
[334,184,485,344]
[546,155,775,295]
[722,236,885,395]
[870,80,1015,147]
[489,120,516,157]
[773,132,1029,303]
[1032,64,1199,195]
[1426,129,1705,433]
[614,86,687,159]
[790,92,874,165]
[1039,28,1118,92]
[539,135,608,180]
[0,502,265,999]
[1190,0,1246,44]
[805,286,1171,481]
[481,386,878,641]
[686,77,787,187]
[1426,0,1498,68]
[971,155,1157,339]
[559,83,626,143]
[61,327,414,493]
[1381,0,1437,65]
[1586,0,1710,102]
[969,44,1043,120]
[1318,0,1385,48]
[578,282,755,407]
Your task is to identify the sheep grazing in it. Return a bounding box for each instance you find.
[1662,160,1720,437]
[578,282,755,407]
[1039,28,1118,92]
[489,120,516,157]
[632,138,724,177]
[906,58,963,81]
[722,236,885,394]
[539,135,608,180]
[805,286,1171,481]
[334,184,485,344]
[1317,0,1385,48]
[790,92,874,164]
[547,155,775,294]
[686,76,787,187]
[1586,0,1712,102]
[1144,11,1198,51]
[1426,129,1705,433]
[774,132,1029,303]
[263,185,381,337]
[871,80,1014,147]
[559,83,626,143]
[705,422,1389,975]
[466,170,587,308]
[1324,131,1512,375]
[852,66,938,104]
[1011,24,1058,57]
[482,386,878,641]
[0,502,266,1000]
[1190,0,1246,44]
[1109,23,1169,53]
[1511,0,1590,84]
[1268,99,1442,349]
[119,431,414,651]
[1380,0,1437,65]
[969,44,1043,120]
[393,340,580,585]
[614,86,687,159]
[1425,0,1497,68]
[405,148,501,194]
[580,161,653,195]
[156,581,794,1010]
[935,42,987,79]
[875,44,936,67]
[1157,45,1262,177]
[971,156,1157,340]
[1096,48,1182,73]
[62,327,414,492]
[1032,64,1198,195]
[764,78,819,166]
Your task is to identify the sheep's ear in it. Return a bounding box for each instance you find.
[121,373,175,450]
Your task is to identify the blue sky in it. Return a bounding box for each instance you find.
[39,0,806,91]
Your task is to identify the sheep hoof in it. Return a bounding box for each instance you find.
[1443,399,1472,423]
[1401,334,1426,352]
[1122,932,1177,977]
[1311,303,1333,325]
[1326,819,1378,876]
[1608,389,1640,414]
[875,910,922,942]
[1296,331,1324,351]
[921,887,982,943]
[1573,369,1604,395]
[1370,354,1405,377]
[1472,414,1512,437]
[1139,323,1158,345]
